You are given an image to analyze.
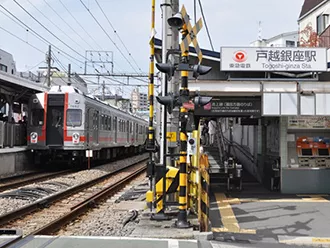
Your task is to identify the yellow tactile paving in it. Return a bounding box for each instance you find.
[213,193,256,234]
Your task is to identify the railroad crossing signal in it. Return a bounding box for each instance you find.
[180,5,203,63]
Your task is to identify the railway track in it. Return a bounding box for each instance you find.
[0,170,72,192]
[0,156,147,248]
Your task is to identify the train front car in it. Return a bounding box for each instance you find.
[28,86,85,166]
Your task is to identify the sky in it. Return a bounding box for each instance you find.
[0,0,304,95]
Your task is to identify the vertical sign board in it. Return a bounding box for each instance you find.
[194,97,261,117]
[220,47,327,72]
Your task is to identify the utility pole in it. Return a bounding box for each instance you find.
[102,80,106,101]
[47,45,51,87]
[68,64,71,85]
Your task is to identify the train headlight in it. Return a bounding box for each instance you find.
[72,133,80,144]
[30,132,38,144]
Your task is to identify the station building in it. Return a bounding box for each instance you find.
[155,31,330,194]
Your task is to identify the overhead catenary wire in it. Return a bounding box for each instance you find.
[12,0,86,60]
[0,25,45,54]
[58,0,103,51]
[197,0,214,51]
[94,0,143,74]
[0,4,86,67]
[42,0,93,50]
[24,0,87,52]
[79,0,141,75]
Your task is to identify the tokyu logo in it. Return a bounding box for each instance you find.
[233,50,247,62]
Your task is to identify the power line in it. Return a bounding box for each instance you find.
[79,0,141,74]
[42,0,92,50]
[197,0,214,51]
[24,0,86,52]
[24,60,45,72]
[0,4,86,67]
[0,25,45,54]
[94,0,143,74]
[12,0,86,60]
[58,0,103,51]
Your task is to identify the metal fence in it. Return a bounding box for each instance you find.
[0,121,27,148]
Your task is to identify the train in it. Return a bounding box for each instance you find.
[27,85,148,166]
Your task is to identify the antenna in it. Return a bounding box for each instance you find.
[258,21,262,41]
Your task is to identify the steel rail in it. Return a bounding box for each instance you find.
[33,165,146,235]
[0,156,147,227]
[0,163,146,248]
[0,170,72,192]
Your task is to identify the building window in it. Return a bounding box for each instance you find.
[286,40,295,47]
[0,64,8,72]
[317,14,329,35]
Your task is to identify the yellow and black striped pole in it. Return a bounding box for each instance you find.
[148,0,155,149]
[146,0,156,211]
[199,154,210,232]
[175,22,190,228]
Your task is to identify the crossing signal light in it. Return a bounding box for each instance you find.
[168,13,183,28]
[194,95,212,108]
[156,93,177,114]
[192,64,212,79]
[156,63,175,79]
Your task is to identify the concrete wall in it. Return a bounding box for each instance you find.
[0,151,33,175]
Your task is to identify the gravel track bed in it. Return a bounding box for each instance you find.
[0,160,147,235]
[57,174,148,237]
[0,154,147,217]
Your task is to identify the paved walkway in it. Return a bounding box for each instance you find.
[210,183,330,247]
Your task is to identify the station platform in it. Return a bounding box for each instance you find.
[0,146,32,175]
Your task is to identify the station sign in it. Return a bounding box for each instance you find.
[194,97,261,117]
[220,47,327,72]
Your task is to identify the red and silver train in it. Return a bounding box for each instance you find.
[27,86,148,165]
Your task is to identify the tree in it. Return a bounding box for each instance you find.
[299,24,321,47]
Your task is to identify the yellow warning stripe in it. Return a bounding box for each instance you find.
[214,193,256,234]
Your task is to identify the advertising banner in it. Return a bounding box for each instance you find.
[288,116,330,129]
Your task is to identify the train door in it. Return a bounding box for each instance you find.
[114,117,117,143]
[127,120,130,143]
[86,108,91,145]
[93,111,99,144]
[46,94,64,146]
[136,123,138,141]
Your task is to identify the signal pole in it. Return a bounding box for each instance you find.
[160,0,172,166]
[176,19,190,229]
[167,0,180,165]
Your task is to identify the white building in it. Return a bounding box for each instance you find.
[0,48,16,75]
[131,88,148,113]
[298,0,330,36]
[250,31,298,47]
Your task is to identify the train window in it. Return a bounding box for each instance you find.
[105,116,108,130]
[109,116,112,130]
[31,109,44,126]
[66,109,82,126]
[130,123,132,133]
